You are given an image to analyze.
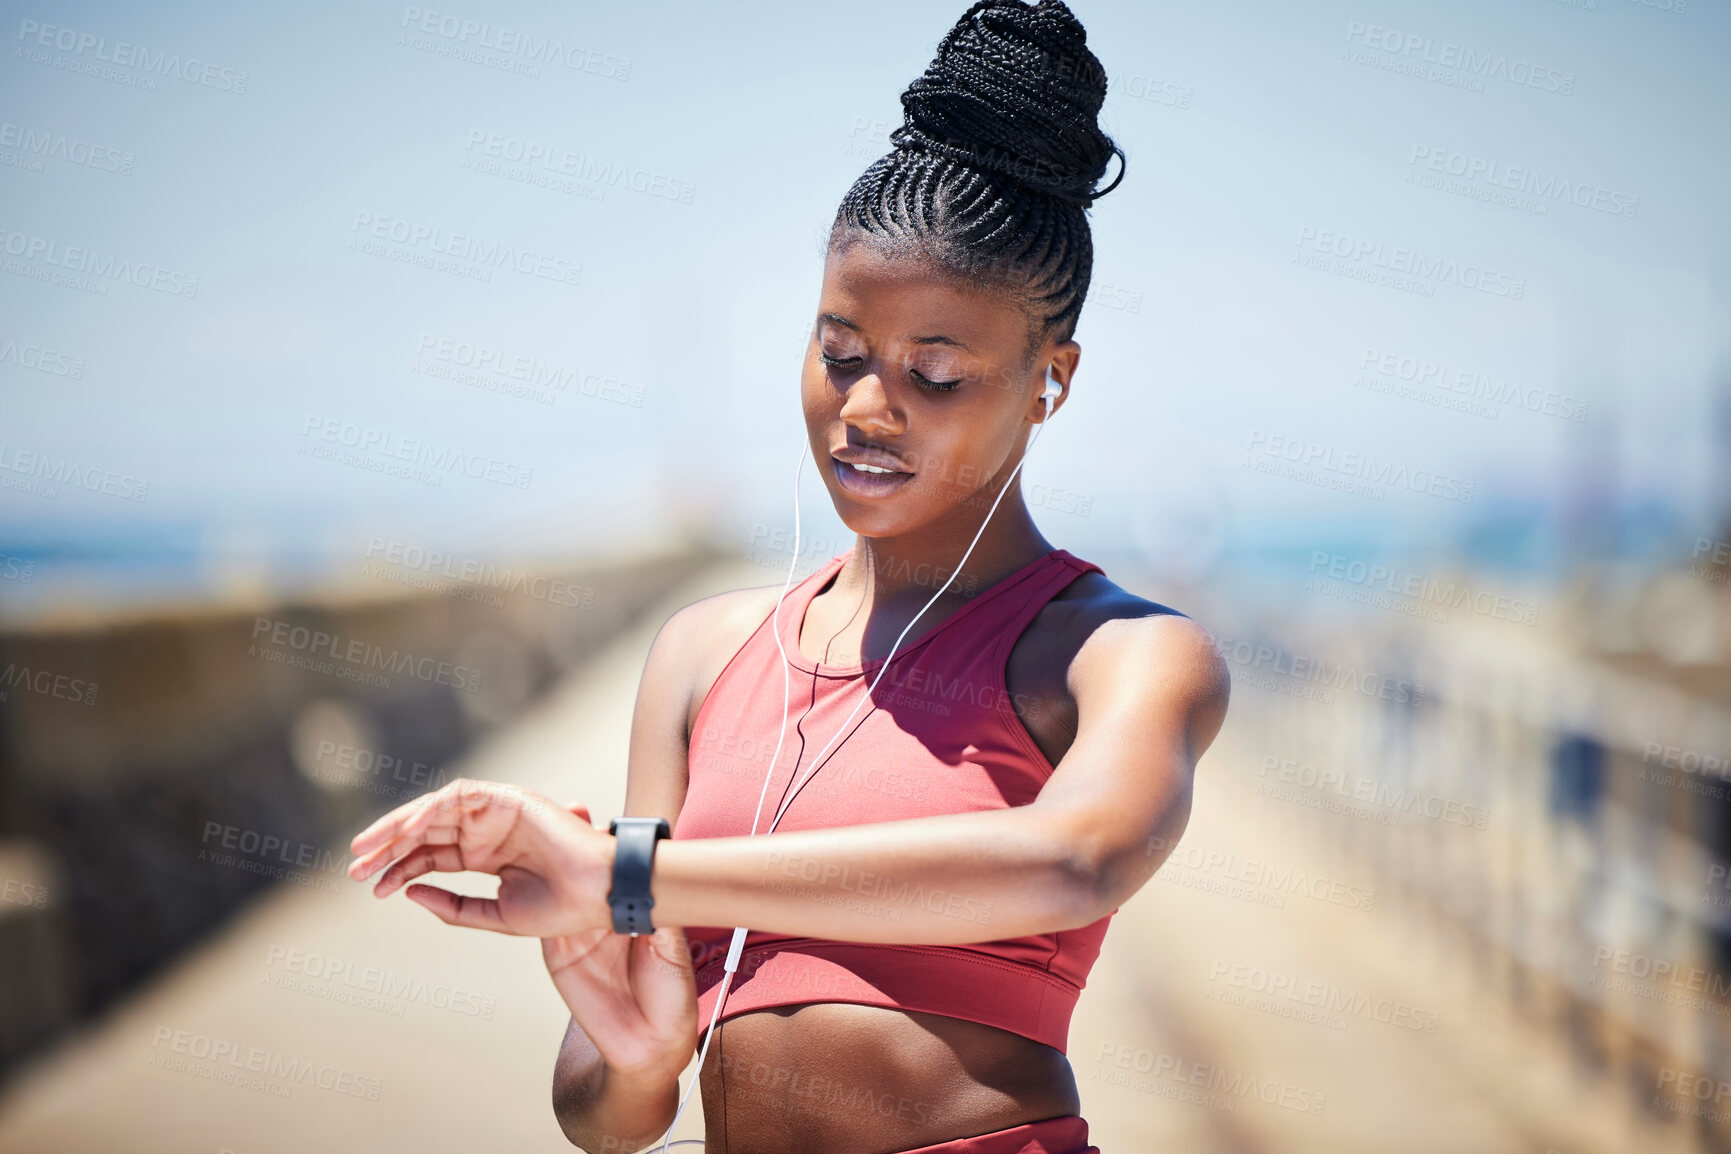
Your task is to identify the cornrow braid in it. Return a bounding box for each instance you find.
[831,0,1124,352]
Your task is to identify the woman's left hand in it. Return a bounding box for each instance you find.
[347,778,614,937]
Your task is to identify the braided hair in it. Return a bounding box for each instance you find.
[831,0,1124,358]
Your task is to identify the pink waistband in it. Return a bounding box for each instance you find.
[695,939,1082,1054]
[892,1114,1098,1154]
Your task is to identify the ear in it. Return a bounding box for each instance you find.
[1029,341,1081,423]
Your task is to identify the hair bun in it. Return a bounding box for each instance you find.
[890,0,1124,208]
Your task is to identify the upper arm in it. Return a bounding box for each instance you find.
[620,584,784,826]
[1029,612,1231,905]
[558,607,699,1113]
[560,585,780,1102]
[619,603,704,825]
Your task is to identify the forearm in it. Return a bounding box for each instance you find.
[553,1044,680,1153]
[650,806,1103,943]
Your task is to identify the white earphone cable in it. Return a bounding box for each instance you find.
[656,379,1059,1153]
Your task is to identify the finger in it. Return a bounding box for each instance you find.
[350,779,464,858]
[404,884,511,933]
[349,791,460,878]
[634,928,699,1030]
[646,926,694,974]
[351,778,517,865]
[350,782,496,879]
[350,780,552,883]
[372,844,465,898]
[566,802,593,824]
[349,821,462,881]
[397,781,550,851]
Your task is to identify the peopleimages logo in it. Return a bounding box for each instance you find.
[1091,1042,1327,1115]
[0,552,37,582]
[1294,226,1525,300]
[363,536,595,609]
[0,660,98,705]
[1149,835,1377,912]
[411,333,644,407]
[1245,429,1476,504]
[1206,959,1440,1034]
[1356,347,1589,423]
[1654,1067,1731,1125]
[1307,551,1538,626]
[1342,19,1575,95]
[148,1026,381,1100]
[349,211,581,288]
[398,7,632,80]
[263,945,497,1019]
[1407,145,1638,220]
[299,415,533,489]
[463,131,695,204]
[1211,633,1424,707]
[15,19,250,93]
[1257,755,1488,829]
[0,121,134,174]
[0,443,149,502]
[1592,946,1731,1000]
[0,227,200,298]
[248,616,485,694]
[0,334,86,378]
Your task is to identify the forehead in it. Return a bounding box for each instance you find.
[819,241,1034,359]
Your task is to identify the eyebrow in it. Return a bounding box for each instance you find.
[817,313,975,354]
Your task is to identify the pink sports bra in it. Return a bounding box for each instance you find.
[672,546,1114,1054]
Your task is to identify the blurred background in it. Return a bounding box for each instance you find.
[1,0,1727,1151]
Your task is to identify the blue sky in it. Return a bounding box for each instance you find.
[2,0,1726,613]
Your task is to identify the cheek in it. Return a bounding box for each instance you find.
[800,366,832,425]
[904,415,1005,499]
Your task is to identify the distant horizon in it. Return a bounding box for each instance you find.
[4,0,1727,619]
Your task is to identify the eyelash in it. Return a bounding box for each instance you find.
[817,352,962,391]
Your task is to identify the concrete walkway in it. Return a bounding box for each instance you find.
[0,561,1678,1153]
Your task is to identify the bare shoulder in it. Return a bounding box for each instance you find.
[661,581,787,648]
[626,581,798,818]
[654,582,792,733]
[1044,572,1231,713]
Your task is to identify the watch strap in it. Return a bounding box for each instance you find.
[607,817,670,935]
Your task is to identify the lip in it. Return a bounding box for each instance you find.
[830,450,915,499]
[832,445,911,472]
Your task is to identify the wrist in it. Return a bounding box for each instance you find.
[606,817,670,934]
[597,833,618,927]
[607,1048,687,1091]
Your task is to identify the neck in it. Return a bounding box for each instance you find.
[836,489,1054,606]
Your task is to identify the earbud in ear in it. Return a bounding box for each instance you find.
[1042,366,1064,401]
[1041,366,1063,417]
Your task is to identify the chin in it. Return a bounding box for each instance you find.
[829,501,911,541]
[831,496,956,545]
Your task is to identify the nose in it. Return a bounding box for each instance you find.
[836,364,906,440]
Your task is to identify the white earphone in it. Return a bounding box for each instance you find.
[654,363,1066,1151]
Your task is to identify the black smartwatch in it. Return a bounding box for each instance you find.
[607,817,671,935]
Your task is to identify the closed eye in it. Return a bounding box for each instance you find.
[818,352,961,391]
[911,369,962,391]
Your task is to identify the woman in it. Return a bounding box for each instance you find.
[349,3,1230,1152]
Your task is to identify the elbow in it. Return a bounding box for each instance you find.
[1048,826,1121,928]
[553,1065,679,1152]
[551,1080,598,1151]
[1051,817,1177,926]
[550,1067,610,1152]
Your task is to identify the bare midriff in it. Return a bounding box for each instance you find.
[696,1003,1078,1154]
